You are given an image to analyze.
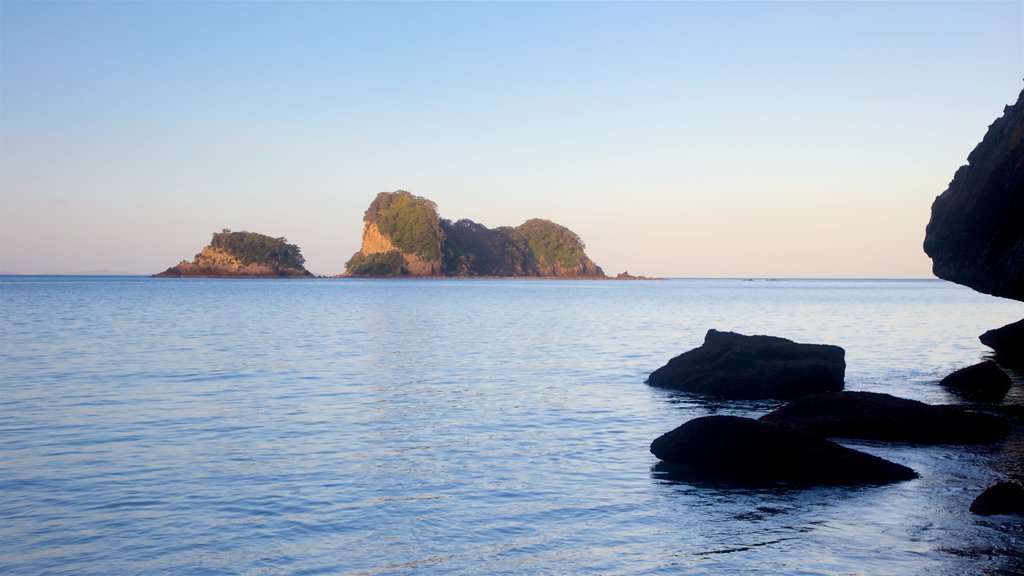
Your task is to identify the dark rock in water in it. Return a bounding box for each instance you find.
[970,481,1024,516]
[923,88,1024,302]
[650,415,917,486]
[940,361,1012,402]
[646,329,845,400]
[980,318,1024,369]
[760,391,1010,444]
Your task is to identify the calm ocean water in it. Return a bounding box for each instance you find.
[1,276,1023,575]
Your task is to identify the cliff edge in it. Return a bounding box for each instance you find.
[155,229,313,278]
[924,88,1024,301]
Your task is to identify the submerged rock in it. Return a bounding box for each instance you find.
[760,391,1010,444]
[650,415,917,486]
[646,329,845,400]
[923,88,1024,301]
[940,361,1012,402]
[970,481,1024,516]
[980,318,1024,369]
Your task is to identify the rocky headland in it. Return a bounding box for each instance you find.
[922,87,1024,509]
[924,88,1024,302]
[924,87,1024,371]
[342,190,606,278]
[154,229,313,278]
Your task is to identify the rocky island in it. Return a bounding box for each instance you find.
[154,229,313,278]
[342,190,606,278]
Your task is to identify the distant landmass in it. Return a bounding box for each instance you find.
[343,190,606,278]
[154,229,313,278]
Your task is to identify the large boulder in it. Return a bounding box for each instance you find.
[650,415,917,486]
[940,361,1012,402]
[760,391,1010,444]
[980,318,1024,369]
[646,329,845,400]
[970,481,1024,516]
[923,89,1024,301]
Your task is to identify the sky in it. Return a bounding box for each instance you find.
[1,1,1021,278]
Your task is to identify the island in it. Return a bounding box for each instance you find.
[154,229,313,278]
[342,190,607,278]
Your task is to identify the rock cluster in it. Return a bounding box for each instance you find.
[648,329,1013,489]
[920,87,1024,508]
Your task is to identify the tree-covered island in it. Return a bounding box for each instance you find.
[342,190,606,278]
[154,229,313,278]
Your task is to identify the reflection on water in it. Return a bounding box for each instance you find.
[1,277,1022,575]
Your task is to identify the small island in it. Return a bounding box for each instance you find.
[342,190,607,278]
[154,229,313,278]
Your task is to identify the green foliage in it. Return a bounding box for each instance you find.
[350,192,602,277]
[440,219,528,276]
[345,251,407,276]
[210,229,306,270]
[512,219,587,269]
[364,191,444,261]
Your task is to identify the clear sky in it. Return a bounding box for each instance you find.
[1,1,1021,277]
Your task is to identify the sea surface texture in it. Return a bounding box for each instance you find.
[2,277,1023,575]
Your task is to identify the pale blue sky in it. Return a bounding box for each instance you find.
[2,1,1021,276]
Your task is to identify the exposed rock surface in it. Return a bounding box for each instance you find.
[980,318,1024,368]
[650,415,917,486]
[358,221,442,276]
[344,191,446,276]
[614,271,659,280]
[155,230,312,278]
[970,481,1024,516]
[923,88,1024,301]
[343,191,605,278]
[646,329,845,399]
[940,361,1012,402]
[760,391,1009,444]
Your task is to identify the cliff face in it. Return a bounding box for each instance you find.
[343,191,605,278]
[923,89,1024,301]
[358,221,442,276]
[344,191,445,276]
[155,230,313,278]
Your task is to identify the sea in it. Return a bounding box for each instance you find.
[1,276,1023,576]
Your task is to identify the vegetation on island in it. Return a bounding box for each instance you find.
[344,251,407,276]
[363,191,445,262]
[154,229,311,277]
[441,219,528,276]
[512,218,590,271]
[210,229,306,270]
[345,191,604,278]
